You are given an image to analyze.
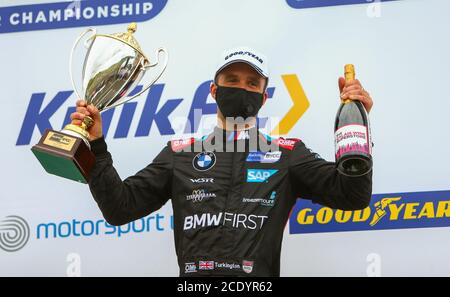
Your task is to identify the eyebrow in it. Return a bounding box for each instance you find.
[220,73,264,87]
[223,74,239,80]
[224,73,261,82]
[248,76,261,83]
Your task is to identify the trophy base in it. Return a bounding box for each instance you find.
[31,129,95,183]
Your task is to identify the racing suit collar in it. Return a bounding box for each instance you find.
[212,126,259,143]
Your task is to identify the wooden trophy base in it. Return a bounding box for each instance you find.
[31,129,95,183]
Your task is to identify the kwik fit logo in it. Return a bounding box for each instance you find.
[0,0,167,34]
[16,73,310,146]
[290,190,450,234]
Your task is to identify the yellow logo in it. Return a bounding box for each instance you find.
[369,197,401,226]
[270,74,310,136]
[296,196,450,227]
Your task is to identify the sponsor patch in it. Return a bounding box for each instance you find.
[186,189,216,203]
[199,261,215,270]
[246,151,282,163]
[190,178,214,183]
[192,151,216,171]
[275,138,300,150]
[242,260,254,274]
[171,137,195,151]
[185,262,196,273]
[242,191,277,207]
[215,262,241,271]
[247,169,278,183]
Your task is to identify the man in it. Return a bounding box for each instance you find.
[70,47,373,276]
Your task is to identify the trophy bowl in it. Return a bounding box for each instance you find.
[63,22,168,146]
[31,23,168,183]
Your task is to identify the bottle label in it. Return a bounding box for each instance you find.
[335,124,371,159]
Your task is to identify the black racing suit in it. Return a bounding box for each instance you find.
[88,126,372,276]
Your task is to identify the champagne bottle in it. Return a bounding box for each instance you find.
[334,64,372,176]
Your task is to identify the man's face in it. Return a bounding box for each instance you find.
[211,62,268,98]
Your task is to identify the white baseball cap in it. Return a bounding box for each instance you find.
[214,46,269,81]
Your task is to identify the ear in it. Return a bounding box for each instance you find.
[210,82,217,100]
[262,91,268,105]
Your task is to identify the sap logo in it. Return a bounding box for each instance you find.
[286,0,399,9]
[246,169,278,183]
[0,0,168,34]
[16,82,277,146]
[190,178,214,183]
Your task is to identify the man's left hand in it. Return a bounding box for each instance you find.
[338,77,373,113]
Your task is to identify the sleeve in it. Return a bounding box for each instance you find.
[87,137,173,226]
[288,140,372,210]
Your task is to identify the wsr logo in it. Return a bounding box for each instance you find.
[286,0,399,9]
[0,0,167,34]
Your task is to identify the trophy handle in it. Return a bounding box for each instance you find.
[69,28,97,101]
[104,47,169,110]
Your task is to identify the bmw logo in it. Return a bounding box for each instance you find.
[193,152,216,171]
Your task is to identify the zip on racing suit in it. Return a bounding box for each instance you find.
[87,126,372,276]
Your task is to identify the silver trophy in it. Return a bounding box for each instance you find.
[63,22,168,146]
[31,22,167,183]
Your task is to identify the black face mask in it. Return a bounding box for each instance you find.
[215,86,264,119]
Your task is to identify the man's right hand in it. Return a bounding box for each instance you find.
[70,100,103,141]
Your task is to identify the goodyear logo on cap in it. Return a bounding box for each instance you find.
[289,190,450,234]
